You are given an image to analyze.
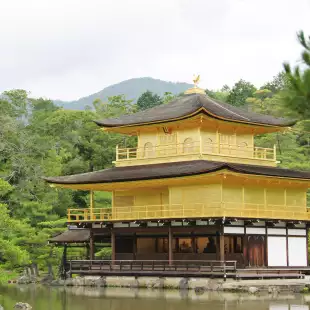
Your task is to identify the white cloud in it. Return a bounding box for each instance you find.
[0,0,309,100]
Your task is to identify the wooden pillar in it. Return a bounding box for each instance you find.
[191,232,196,253]
[133,233,137,260]
[111,230,116,263]
[63,244,67,265]
[89,231,95,260]
[220,225,225,262]
[168,226,173,265]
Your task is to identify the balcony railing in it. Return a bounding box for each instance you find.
[67,202,309,223]
[116,141,276,163]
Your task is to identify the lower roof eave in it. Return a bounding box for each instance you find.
[67,216,310,226]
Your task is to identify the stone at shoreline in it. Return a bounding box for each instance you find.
[50,279,65,286]
[248,287,259,294]
[268,286,280,294]
[40,274,54,284]
[14,302,32,309]
[0,304,3,310]
[17,276,31,285]
[194,286,206,295]
[179,278,189,290]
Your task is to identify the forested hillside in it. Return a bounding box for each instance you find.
[0,31,309,280]
[55,77,192,110]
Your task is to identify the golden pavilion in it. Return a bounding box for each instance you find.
[46,81,310,274]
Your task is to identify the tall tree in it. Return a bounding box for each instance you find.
[226,79,256,107]
[261,72,289,94]
[283,31,310,119]
[137,90,162,111]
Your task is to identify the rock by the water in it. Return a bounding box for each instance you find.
[151,278,164,289]
[95,277,106,287]
[0,305,4,310]
[40,274,54,284]
[268,286,280,294]
[179,278,189,290]
[84,276,99,286]
[194,286,206,295]
[64,278,74,286]
[50,279,65,286]
[73,276,85,286]
[248,287,259,294]
[17,276,31,285]
[14,302,32,309]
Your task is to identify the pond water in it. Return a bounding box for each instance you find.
[0,285,309,310]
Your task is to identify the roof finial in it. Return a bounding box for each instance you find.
[193,74,200,88]
[184,74,205,95]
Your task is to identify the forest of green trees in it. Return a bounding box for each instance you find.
[0,31,309,280]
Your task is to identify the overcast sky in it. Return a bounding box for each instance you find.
[0,0,309,101]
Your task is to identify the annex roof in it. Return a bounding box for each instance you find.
[44,160,310,185]
[94,93,295,128]
[49,229,90,243]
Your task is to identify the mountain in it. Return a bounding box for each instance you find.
[54,77,193,110]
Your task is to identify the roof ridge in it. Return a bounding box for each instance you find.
[206,96,250,121]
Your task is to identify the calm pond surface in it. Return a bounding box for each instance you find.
[0,285,310,310]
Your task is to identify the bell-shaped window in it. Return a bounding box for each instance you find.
[144,142,155,158]
[183,138,194,154]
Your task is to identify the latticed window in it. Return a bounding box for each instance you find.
[219,133,236,155]
[158,133,177,155]
[159,133,176,145]
[143,142,155,158]
[183,138,194,153]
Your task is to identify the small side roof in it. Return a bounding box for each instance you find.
[43,160,310,186]
[49,229,90,243]
[94,93,295,128]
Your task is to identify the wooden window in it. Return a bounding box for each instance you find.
[156,238,176,253]
[224,236,243,254]
[183,138,194,153]
[115,237,134,253]
[196,236,217,253]
[178,238,193,253]
[238,142,248,147]
[159,133,176,145]
[137,238,156,254]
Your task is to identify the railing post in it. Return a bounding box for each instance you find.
[90,190,94,220]
[273,144,276,161]
[127,148,130,159]
[116,144,119,161]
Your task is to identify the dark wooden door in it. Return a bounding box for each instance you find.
[247,235,265,267]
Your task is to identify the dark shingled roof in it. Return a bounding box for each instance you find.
[94,93,295,128]
[49,229,90,243]
[43,160,310,185]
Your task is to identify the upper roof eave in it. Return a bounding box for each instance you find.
[94,94,296,129]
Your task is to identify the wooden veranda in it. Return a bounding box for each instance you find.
[63,259,308,280]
